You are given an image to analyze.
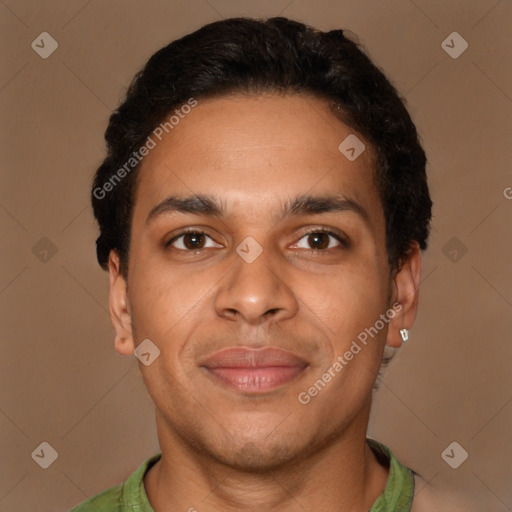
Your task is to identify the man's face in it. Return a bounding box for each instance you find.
[113,94,399,469]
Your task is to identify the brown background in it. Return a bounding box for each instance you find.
[1,1,511,511]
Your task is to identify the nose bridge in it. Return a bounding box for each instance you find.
[215,238,297,323]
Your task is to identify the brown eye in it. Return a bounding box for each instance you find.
[182,232,206,249]
[293,229,347,251]
[307,232,330,249]
[166,230,220,251]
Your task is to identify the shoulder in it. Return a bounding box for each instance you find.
[68,453,161,512]
[411,474,481,512]
[69,483,123,511]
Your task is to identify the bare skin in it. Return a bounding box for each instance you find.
[108,93,422,511]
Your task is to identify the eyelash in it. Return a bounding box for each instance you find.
[165,227,349,253]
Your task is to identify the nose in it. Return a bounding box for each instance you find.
[214,244,298,326]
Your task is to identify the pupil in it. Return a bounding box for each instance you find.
[310,233,328,249]
[185,233,203,249]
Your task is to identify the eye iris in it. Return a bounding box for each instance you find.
[184,233,205,249]
[309,233,329,249]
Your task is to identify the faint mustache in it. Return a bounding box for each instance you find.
[189,334,323,367]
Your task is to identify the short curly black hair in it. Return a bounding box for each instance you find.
[91,16,432,278]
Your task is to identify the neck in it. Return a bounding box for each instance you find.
[144,407,389,511]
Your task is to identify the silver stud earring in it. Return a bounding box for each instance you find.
[400,328,409,342]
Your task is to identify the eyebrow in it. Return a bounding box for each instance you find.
[145,193,370,226]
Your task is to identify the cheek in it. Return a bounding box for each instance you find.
[302,260,387,339]
[129,264,212,339]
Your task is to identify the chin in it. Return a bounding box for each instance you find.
[207,438,300,473]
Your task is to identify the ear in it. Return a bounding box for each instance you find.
[108,250,134,356]
[386,241,422,348]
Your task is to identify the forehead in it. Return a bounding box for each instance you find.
[132,94,384,234]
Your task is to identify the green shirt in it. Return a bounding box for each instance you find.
[70,438,415,511]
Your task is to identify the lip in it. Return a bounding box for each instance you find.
[200,347,308,393]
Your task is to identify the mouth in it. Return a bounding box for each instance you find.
[199,347,309,394]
